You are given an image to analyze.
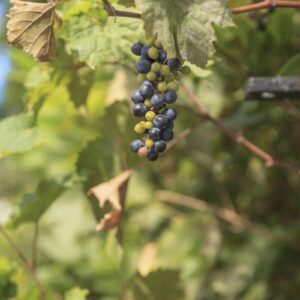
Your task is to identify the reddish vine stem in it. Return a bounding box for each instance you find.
[232,0,300,14]
[179,82,300,176]
[103,0,300,19]
[0,225,46,300]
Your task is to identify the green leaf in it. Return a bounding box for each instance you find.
[277,52,300,76]
[59,16,142,69]
[0,113,37,158]
[65,287,89,300]
[121,270,185,300]
[135,0,233,67]
[118,0,136,7]
[9,180,65,228]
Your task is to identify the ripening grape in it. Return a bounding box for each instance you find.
[129,37,184,161]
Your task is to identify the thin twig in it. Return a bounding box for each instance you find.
[156,190,271,234]
[103,0,141,19]
[0,225,46,300]
[232,0,300,14]
[179,81,300,176]
[31,223,39,271]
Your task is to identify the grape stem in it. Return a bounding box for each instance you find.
[179,82,300,176]
[103,0,300,19]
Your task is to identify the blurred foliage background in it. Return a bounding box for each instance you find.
[1,0,300,299]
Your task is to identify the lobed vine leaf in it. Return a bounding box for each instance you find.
[65,287,89,300]
[135,0,233,67]
[88,170,133,231]
[9,180,65,228]
[7,0,58,62]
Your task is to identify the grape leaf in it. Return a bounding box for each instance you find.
[121,270,185,300]
[88,170,133,231]
[0,113,37,158]
[135,0,233,67]
[277,52,300,76]
[118,0,136,7]
[7,0,58,62]
[65,287,89,300]
[59,16,142,69]
[9,180,65,228]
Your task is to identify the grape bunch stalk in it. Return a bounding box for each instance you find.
[129,37,190,161]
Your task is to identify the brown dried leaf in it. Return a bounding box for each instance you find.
[88,169,133,231]
[7,0,58,62]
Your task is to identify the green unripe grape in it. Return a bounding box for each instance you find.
[160,65,171,76]
[145,121,153,129]
[154,40,162,48]
[157,82,168,93]
[181,65,191,75]
[137,74,146,83]
[167,81,179,91]
[145,111,155,121]
[134,123,145,134]
[148,47,159,59]
[151,62,161,72]
[145,139,154,148]
[175,73,182,80]
[164,73,175,82]
[146,71,157,81]
[138,146,148,158]
[144,99,152,108]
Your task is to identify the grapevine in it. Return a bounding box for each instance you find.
[129,36,190,161]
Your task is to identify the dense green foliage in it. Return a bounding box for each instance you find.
[1,0,300,299]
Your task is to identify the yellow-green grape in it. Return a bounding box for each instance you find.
[145,121,153,129]
[181,65,191,75]
[164,73,175,82]
[160,65,171,76]
[134,123,145,134]
[167,81,179,91]
[157,82,168,93]
[145,111,155,121]
[139,121,147,128]
[154,40,162,48]
[144,99,152,108]
[146,71,157,81]
[148,47,159,60]
[138,146,148,158]
[151,62,161,72]
[137,74,146,83]
[145,139,154,148]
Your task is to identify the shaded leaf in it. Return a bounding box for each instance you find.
[0,113,37,158]
[88,170,133,231]
[9,180,65,228]
[118,0,136,7]
[65,287,89,300]
[135,0,233,67]
[121,270,185,300]
[59,15,142,69]
[7,0,58,62]
[277,52,300,76]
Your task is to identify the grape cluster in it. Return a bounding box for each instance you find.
[129,37,188,161]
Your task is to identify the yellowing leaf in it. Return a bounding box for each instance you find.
[88,170,133,231]
[7,0,58,62]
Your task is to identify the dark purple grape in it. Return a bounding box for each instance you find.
[164,90,177,104]
[132,103,147,117]
[141,46,151,59]
[148,127,161,141]
[153,140,167,153]
[130,140,143,152]
[131,43,144,56]
[147,149,159,161]
[162,129,173,141]
[166,121,174,130]
[167,58,181,70]
[142,80,154,87]
[153,114,168,129]
[158,49,167,62]
[151,94,164,109]
[140,84,154,98]
[136,59,151,74]
[163,108,177,121]
[131,90,144,103]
